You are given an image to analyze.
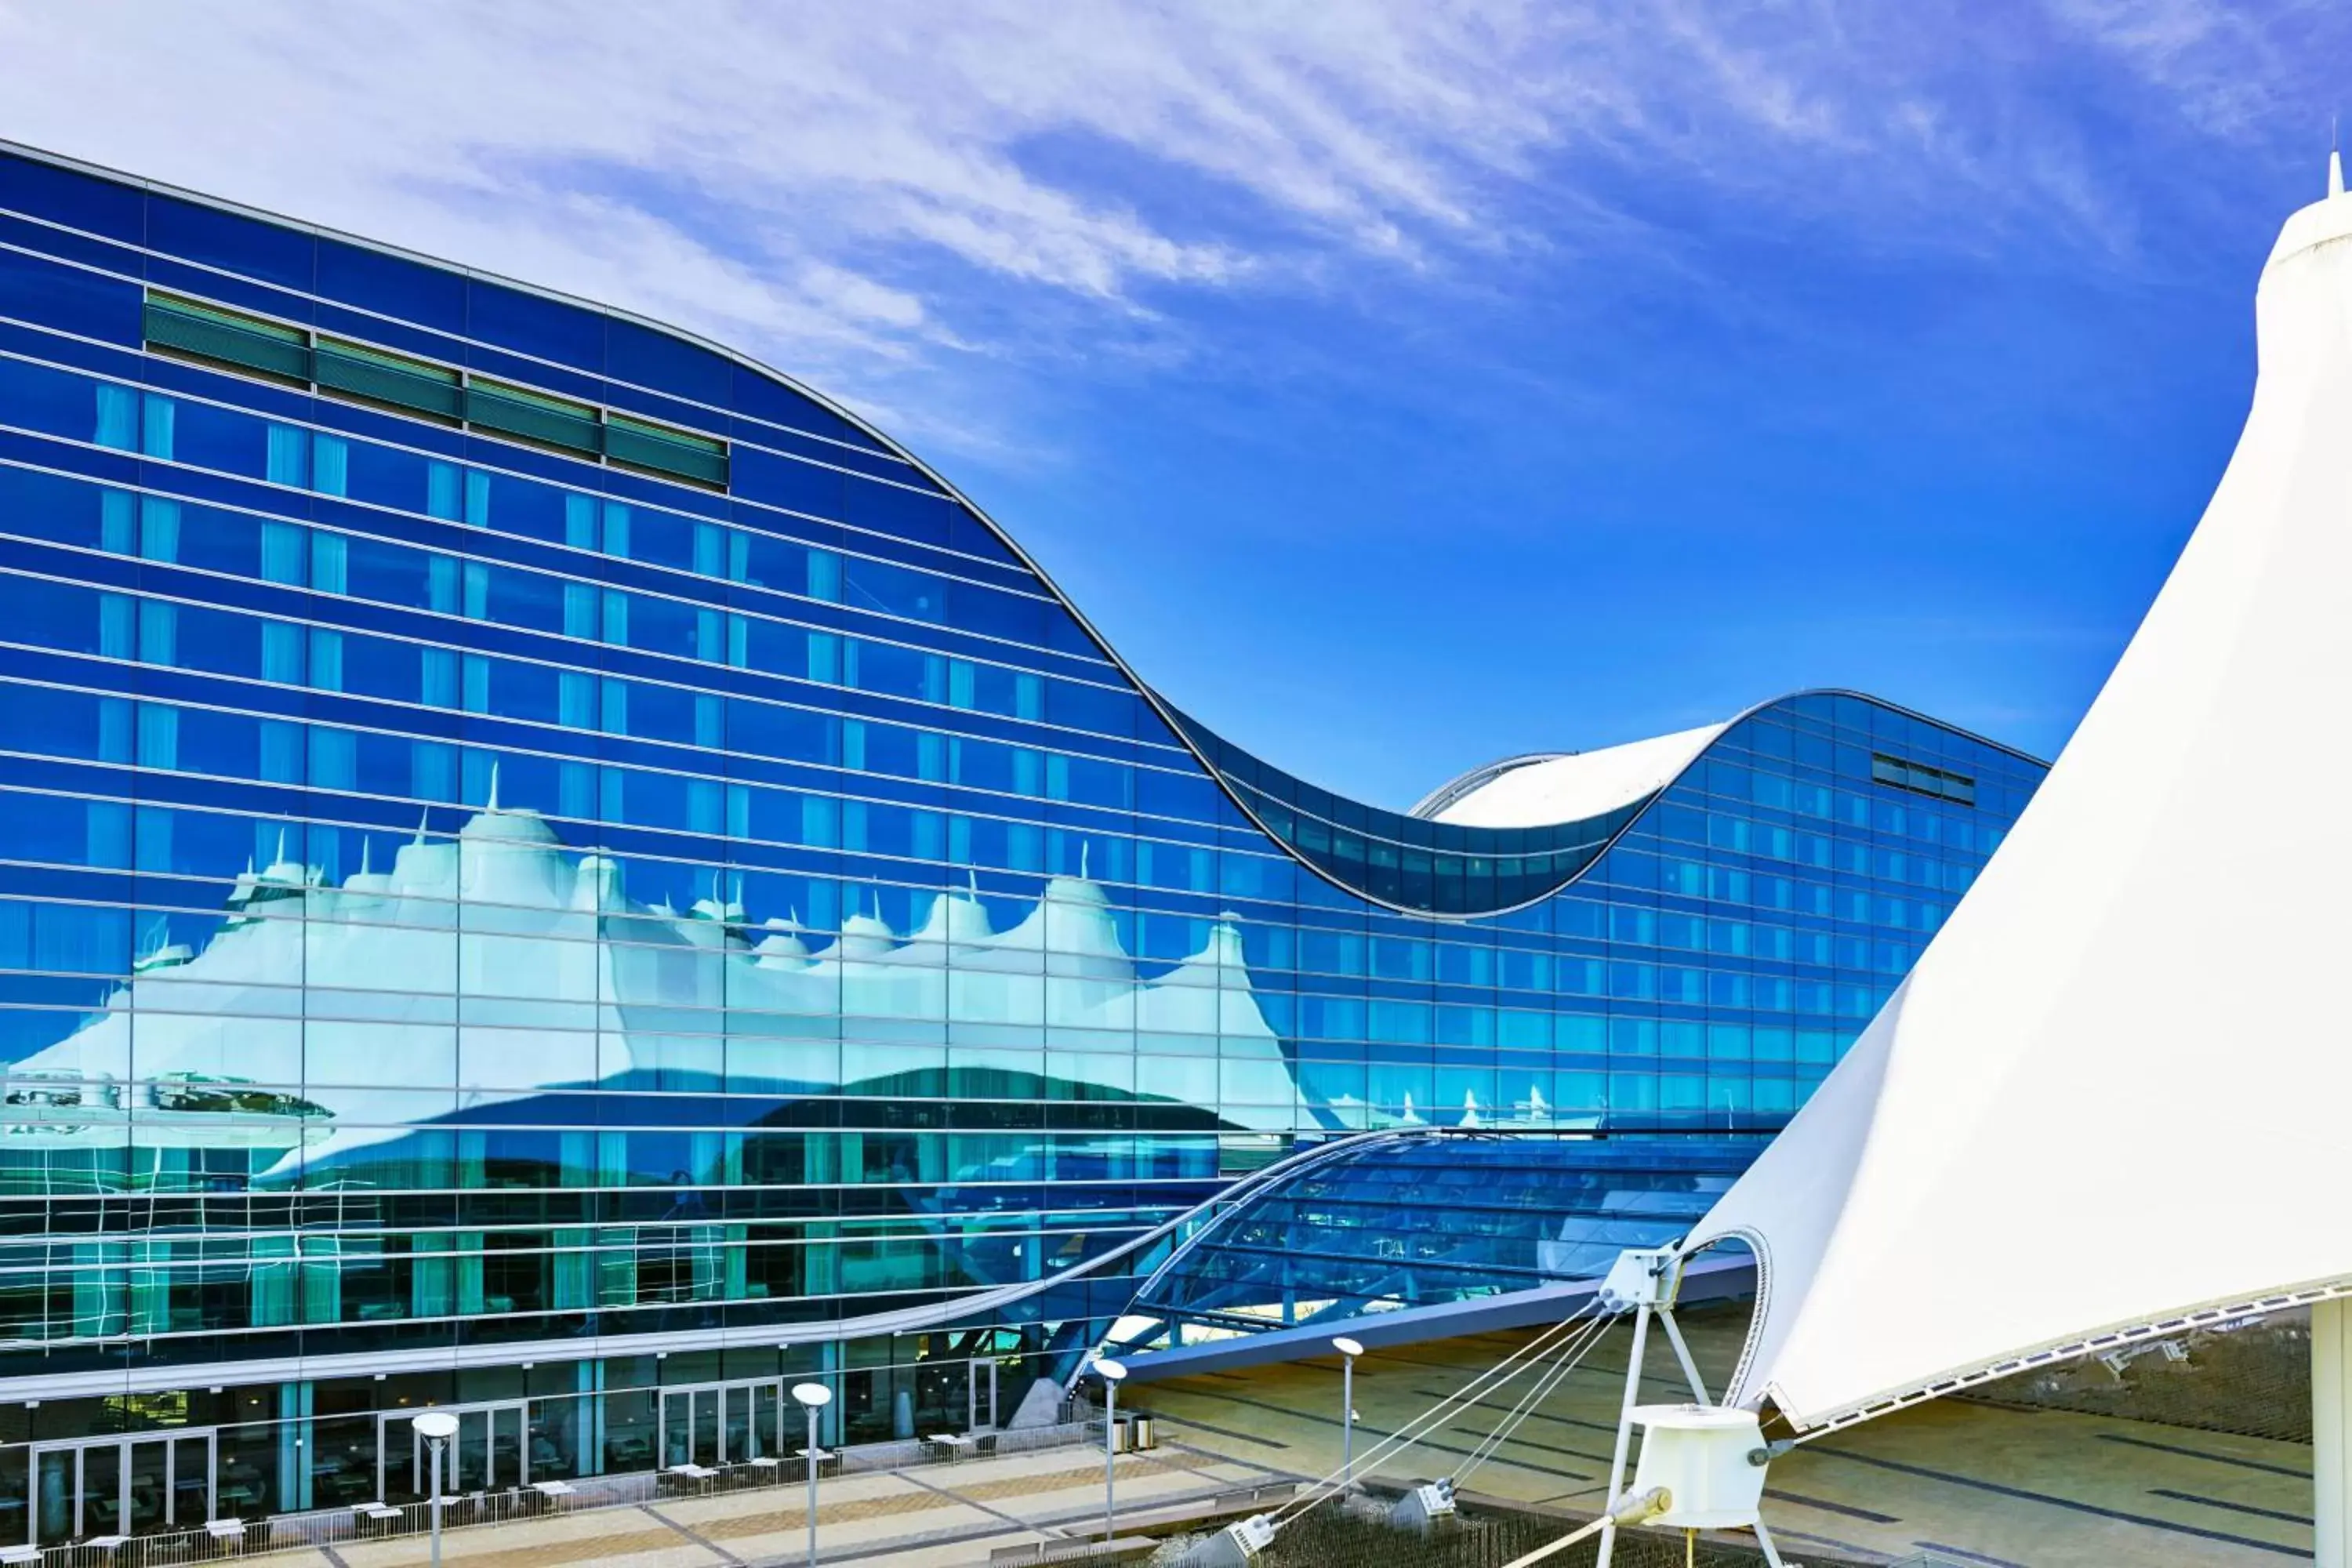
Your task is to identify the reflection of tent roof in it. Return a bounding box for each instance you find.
[1683,165,2352,1434]
[461,798,561,845]
[9,791,1313,1173]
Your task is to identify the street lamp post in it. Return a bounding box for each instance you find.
[412,1411,459,1568]
[1332,1337,1364,1487]
[791,1381,833,1568]
[1093,1358,1127,1540]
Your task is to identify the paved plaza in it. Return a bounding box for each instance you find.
[1138,1306,2314,1566]
[161,1306,2319,1566]
[206,1444,1269,1568]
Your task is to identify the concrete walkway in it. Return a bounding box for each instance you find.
[224,1443,1272,1568]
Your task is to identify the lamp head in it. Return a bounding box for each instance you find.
[791,1381,834,1410]
[1093,1357,1128,1383]
[1331,1336,1364,1359]
[412,1411,459,1442]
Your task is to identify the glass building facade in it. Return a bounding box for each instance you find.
[1118,1134,1761,1345]
[0,143,2045,1544]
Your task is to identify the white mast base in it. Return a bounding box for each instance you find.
[1595,1245,1798,1568]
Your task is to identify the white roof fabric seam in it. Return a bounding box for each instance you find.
[1773,1277,2352,1437]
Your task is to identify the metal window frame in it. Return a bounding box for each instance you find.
[137,289,729,489]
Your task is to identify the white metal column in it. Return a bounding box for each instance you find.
[2318,1298,2351,1567]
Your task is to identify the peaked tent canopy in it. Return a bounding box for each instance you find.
[1684,165,2352,1435]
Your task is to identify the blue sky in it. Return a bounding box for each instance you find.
[2,1,2343,804]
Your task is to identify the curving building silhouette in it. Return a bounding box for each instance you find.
[0,141,2042,1542]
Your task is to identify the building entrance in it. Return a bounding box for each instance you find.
[377,1403,528,1502]
[659,1380,782,1468]
[28,1431,216,1546]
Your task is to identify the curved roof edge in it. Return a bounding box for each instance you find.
[1418,692,2046,834]
[0,140,2047,925]
[1171,688,2044,920]
[1425,723,1730,828]
[1408,751,1574,819]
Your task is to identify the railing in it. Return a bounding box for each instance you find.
[3,1421,1098,1567]
[986,1536,1158,1566]
[1200,1504,1807,1566]
[1248,1507,1835,1566]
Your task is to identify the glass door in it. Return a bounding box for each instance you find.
[656,1388,720,1468]
[658,1381,785,1468]
[720,1385,755,1462]
[751,1383,782,1461]
[76,1447,123,1540]
[120,1435,209,1536]
[448,1405,524,1494]
[382,1403,529,1502]
[169,1436,212,1532]
[34,1449,77,1547]
[971,1359,998,1432]
[27,1434,212,1546]
[123,1439,169,1536]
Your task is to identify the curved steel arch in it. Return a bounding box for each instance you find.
[1107,1129,1762,1352]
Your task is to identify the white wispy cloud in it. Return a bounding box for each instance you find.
[2048,0,2330,136]
[0,0,2337,452]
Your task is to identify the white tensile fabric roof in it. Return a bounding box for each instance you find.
[1682,167,2352,1433]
